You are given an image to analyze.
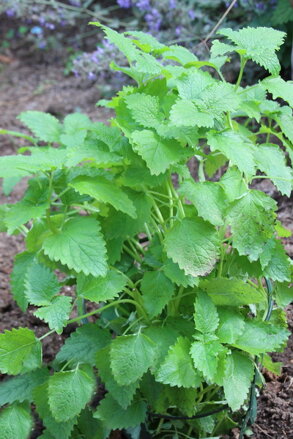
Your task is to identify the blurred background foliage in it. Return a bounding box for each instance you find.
[1,0,292,92]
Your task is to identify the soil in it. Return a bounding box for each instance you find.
[0,50,292,439]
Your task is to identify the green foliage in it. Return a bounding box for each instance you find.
[0,25,292,439]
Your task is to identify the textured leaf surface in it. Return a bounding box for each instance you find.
[70,176,136,218]
[220,167,247,202]
[207,130,256,176]
[176,70,214,100]
[42,217,108,277]
[200,277,266,306]
[233,321,290,355]
[260,239,291,282]
[11,252,35,311]
[77,270,127,303]
[24,262,60,306]
[223,351,254,411]
[156,337,201,388]
[262,76,293,107]
[125,93,163,128]
[34,296,72,333]
[94,394,147,430]
[57,324,111,365]
[96,347,139,409]
[0,328,41,375]
[110,333,156,385]
[179,181,226,226]
[216,308,245,344]
[141,271,174,317]
[190,340,225,381]
[164,218,219,277]
[254,144,292,196]
[194,292,219,334]
[0,368,49,407]
[0,403,32,439]
[48,365,95,422]
[131,129,184,175]
[170,99,214,128]
[18,111,62,142]
[163,259,198,288]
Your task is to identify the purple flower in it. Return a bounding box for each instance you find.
[145,8,162,32]
[169,0,176,9]
[135,0,150,11]
[69,0,81,5]
[175,26,182,36]
[117,0,132,7]
[45,23,55,30]
[31,26,43,35]
[37,40,47,49]
[188,9,196,20]
[6,8,15,17]
[256,1,265,10]
[88,72,97,80]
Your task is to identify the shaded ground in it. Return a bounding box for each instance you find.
[0,54,292,439]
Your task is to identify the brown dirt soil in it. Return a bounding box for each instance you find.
[0,54,292,439]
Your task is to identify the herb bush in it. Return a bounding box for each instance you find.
[0,24,293,439]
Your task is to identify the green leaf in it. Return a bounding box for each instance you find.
[18,111,62,142]
[141,271,175,317]
[144,326,180,370]
[232,320,290,355]
[275,282,293,308]
[92,23,138,61]
[24,262,60,306]
[0,403,32,439]
[220,167,247,202]
[176,70,214,100]
[0,368,49,407]
[110,333,156,385]
[210,40,235,58]
[56,323,111,366]
[60,113,91,147]
[156,337,201,388]
[262,76,293,107]
[179,181,226,226]
[196,82,241,116]
[11,252,35,311]
[70,176,137,218]
[254,144,292,196]
[77,269,127,303]
[65,139,122,168]
[170,99,214,128]
[260,239,291,282]
[200,278,266,306]
[94,394,147,430]
[227,190,276,261]
[0,328,41,375]
[74,407,110,439]
[219,27,285,75]
[48,365,96,422]
[164,218,219,277]
[194,291,219,334]
[42,217,108,277]
[96,346,139,409]
[216,308,245,344]
[33,382,77,439]
[34,296,72,333]
[207,130,256,177]
[125,93,164,128]
[5,178,49,233]
[262,354,282,376]
[223,351,254,411]
[163,258,198,288]
[131,129,185,175]
[163,45,198,65]
[190,340,226,381]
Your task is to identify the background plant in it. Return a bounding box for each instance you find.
[0,24,292,439]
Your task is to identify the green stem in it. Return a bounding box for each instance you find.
[235,57,247,90]
[0,128,35,143]
[166,180,174,227]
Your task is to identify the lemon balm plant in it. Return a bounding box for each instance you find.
[0,25,293,439]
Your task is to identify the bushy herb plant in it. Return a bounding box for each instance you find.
[0,24,293,439]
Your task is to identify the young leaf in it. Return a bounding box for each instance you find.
[223,351,254,411]
[260,239,291,282]
[96,346,139,409]
[69,176,137,218]
[18,111,62,142]
[261,76,293,107]
[156,337,201,388]
[220,167,247,202]
[141,271,175,317]
[48,365,96,422]
[216,308,245,344]
[179,181,226,226]
[232,320,290,355]
[164,218,219,277]
[77,269,127,303]
[125,93,164,128]
[275,282,293,308]
[176,70,214,100]
[34,296,72,333]
[0,328,41,375]
[131,129,185,175]
[24,262,60,306]
[190,340,226,381]
[0,368,49,407]
[42,217,108,277]
[169,99,214,128]
[163,258,198,288]
[33,382,77,439]
[94,393,147,430]
[110,333,156,385]
[0,403,32,439]
[194,292,219,334]
[144,326,180,370]
[254,144,292,196]
[200,277,266,306]
[57,323,111,366]
[11,252,35,311]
